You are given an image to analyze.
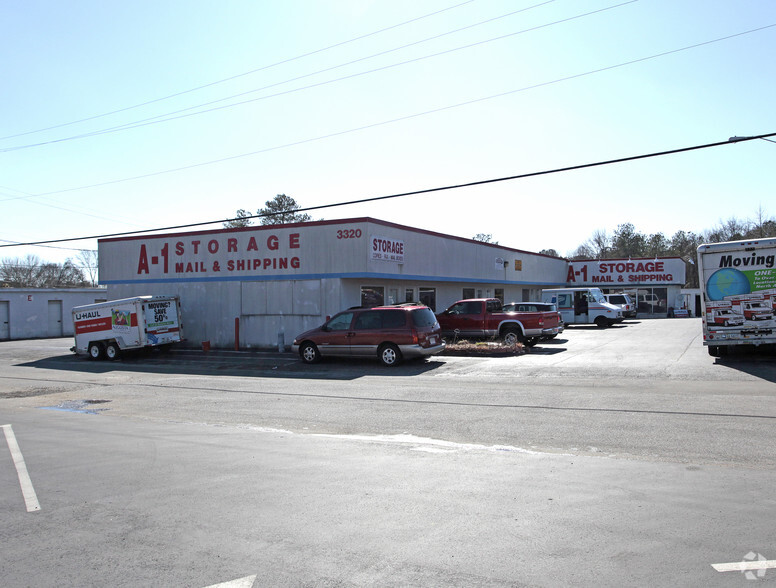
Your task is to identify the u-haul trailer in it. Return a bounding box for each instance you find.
[697,238,776,357]
[71,295,183,360]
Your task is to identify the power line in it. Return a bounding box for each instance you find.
[8,22,771,203]
[0,0,477,142]
[1,0,624,153]
[2,132,774,249]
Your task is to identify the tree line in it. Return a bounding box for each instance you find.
[566,208,776,287]
[4,197,773,289]
[0,251,98,288]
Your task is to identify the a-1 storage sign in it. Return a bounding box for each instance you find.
[566,258,685,285]
[133,231,302,276]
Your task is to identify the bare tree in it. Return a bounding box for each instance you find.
[76,250,99,287]
[1,255,88,288]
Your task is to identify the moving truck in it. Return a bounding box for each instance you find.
[697,238,776,356]
[72,295,183,360]
[541,287,623,327]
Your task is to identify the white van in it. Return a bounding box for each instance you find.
[541,287,623,327]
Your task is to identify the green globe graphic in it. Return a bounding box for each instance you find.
[707,268,750,300]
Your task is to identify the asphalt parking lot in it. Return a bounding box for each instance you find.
[2,318,776,586]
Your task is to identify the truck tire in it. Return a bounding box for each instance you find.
[88,342,104,360]
[502,328,522,346]
[594,316,609,328]
[378,343,402,367]
[708,346,720,357]
[105,342,120,360]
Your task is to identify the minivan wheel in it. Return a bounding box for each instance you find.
[378,343,402,367]
[300,342,321,364]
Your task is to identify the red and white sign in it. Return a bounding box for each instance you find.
[566,258,685,286]
[370,235,405,263]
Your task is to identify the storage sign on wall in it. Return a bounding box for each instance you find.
[370,236,405,262]
[566,258,685,285]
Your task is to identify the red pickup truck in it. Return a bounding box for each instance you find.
[436,298,561,347]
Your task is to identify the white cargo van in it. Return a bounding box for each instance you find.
[72,295,183,360]
[697,237,776,356]
[541,287,623,327]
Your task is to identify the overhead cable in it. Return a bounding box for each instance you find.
[0,0,478,142]
[2,132,773,249]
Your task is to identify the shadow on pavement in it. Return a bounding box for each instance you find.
[15,349,446,381]
[712,346,776,383]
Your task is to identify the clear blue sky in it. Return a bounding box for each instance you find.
[2,0,775,267]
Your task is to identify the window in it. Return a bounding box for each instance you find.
[361,286,384,307]
[419,288,436,311]
[486,300,502,312]
[327,312,354,331]
[494,288,504,303]
[411,308,437,327]
[462,288,475,299]
[405,288,414,303]
[353,311,382,330]
[381,310,406,328]
[387,288,399,305]
[354,309,406,330]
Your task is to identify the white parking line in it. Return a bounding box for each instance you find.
[204,575,257,588]
[712,560,776,572]
[2,424,41,512]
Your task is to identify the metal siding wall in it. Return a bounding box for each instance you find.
[99,220,570,348]
[0,289,107,340]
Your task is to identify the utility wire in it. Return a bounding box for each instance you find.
[6,22,771,203]
[0,0,477,142]
[2,0,623,153]
[2,133,773,249]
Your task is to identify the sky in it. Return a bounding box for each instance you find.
[2,0,775,271]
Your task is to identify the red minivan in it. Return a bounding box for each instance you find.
[292,304,445,366]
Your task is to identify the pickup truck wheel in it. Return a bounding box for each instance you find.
[299,342,321,364]
[502,328,522,346]
[105,342,120,360]
[88,342,104,360]
[378,343,402,367]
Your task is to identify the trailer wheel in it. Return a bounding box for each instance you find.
[105,342,120,360]
[88,342,104,360]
